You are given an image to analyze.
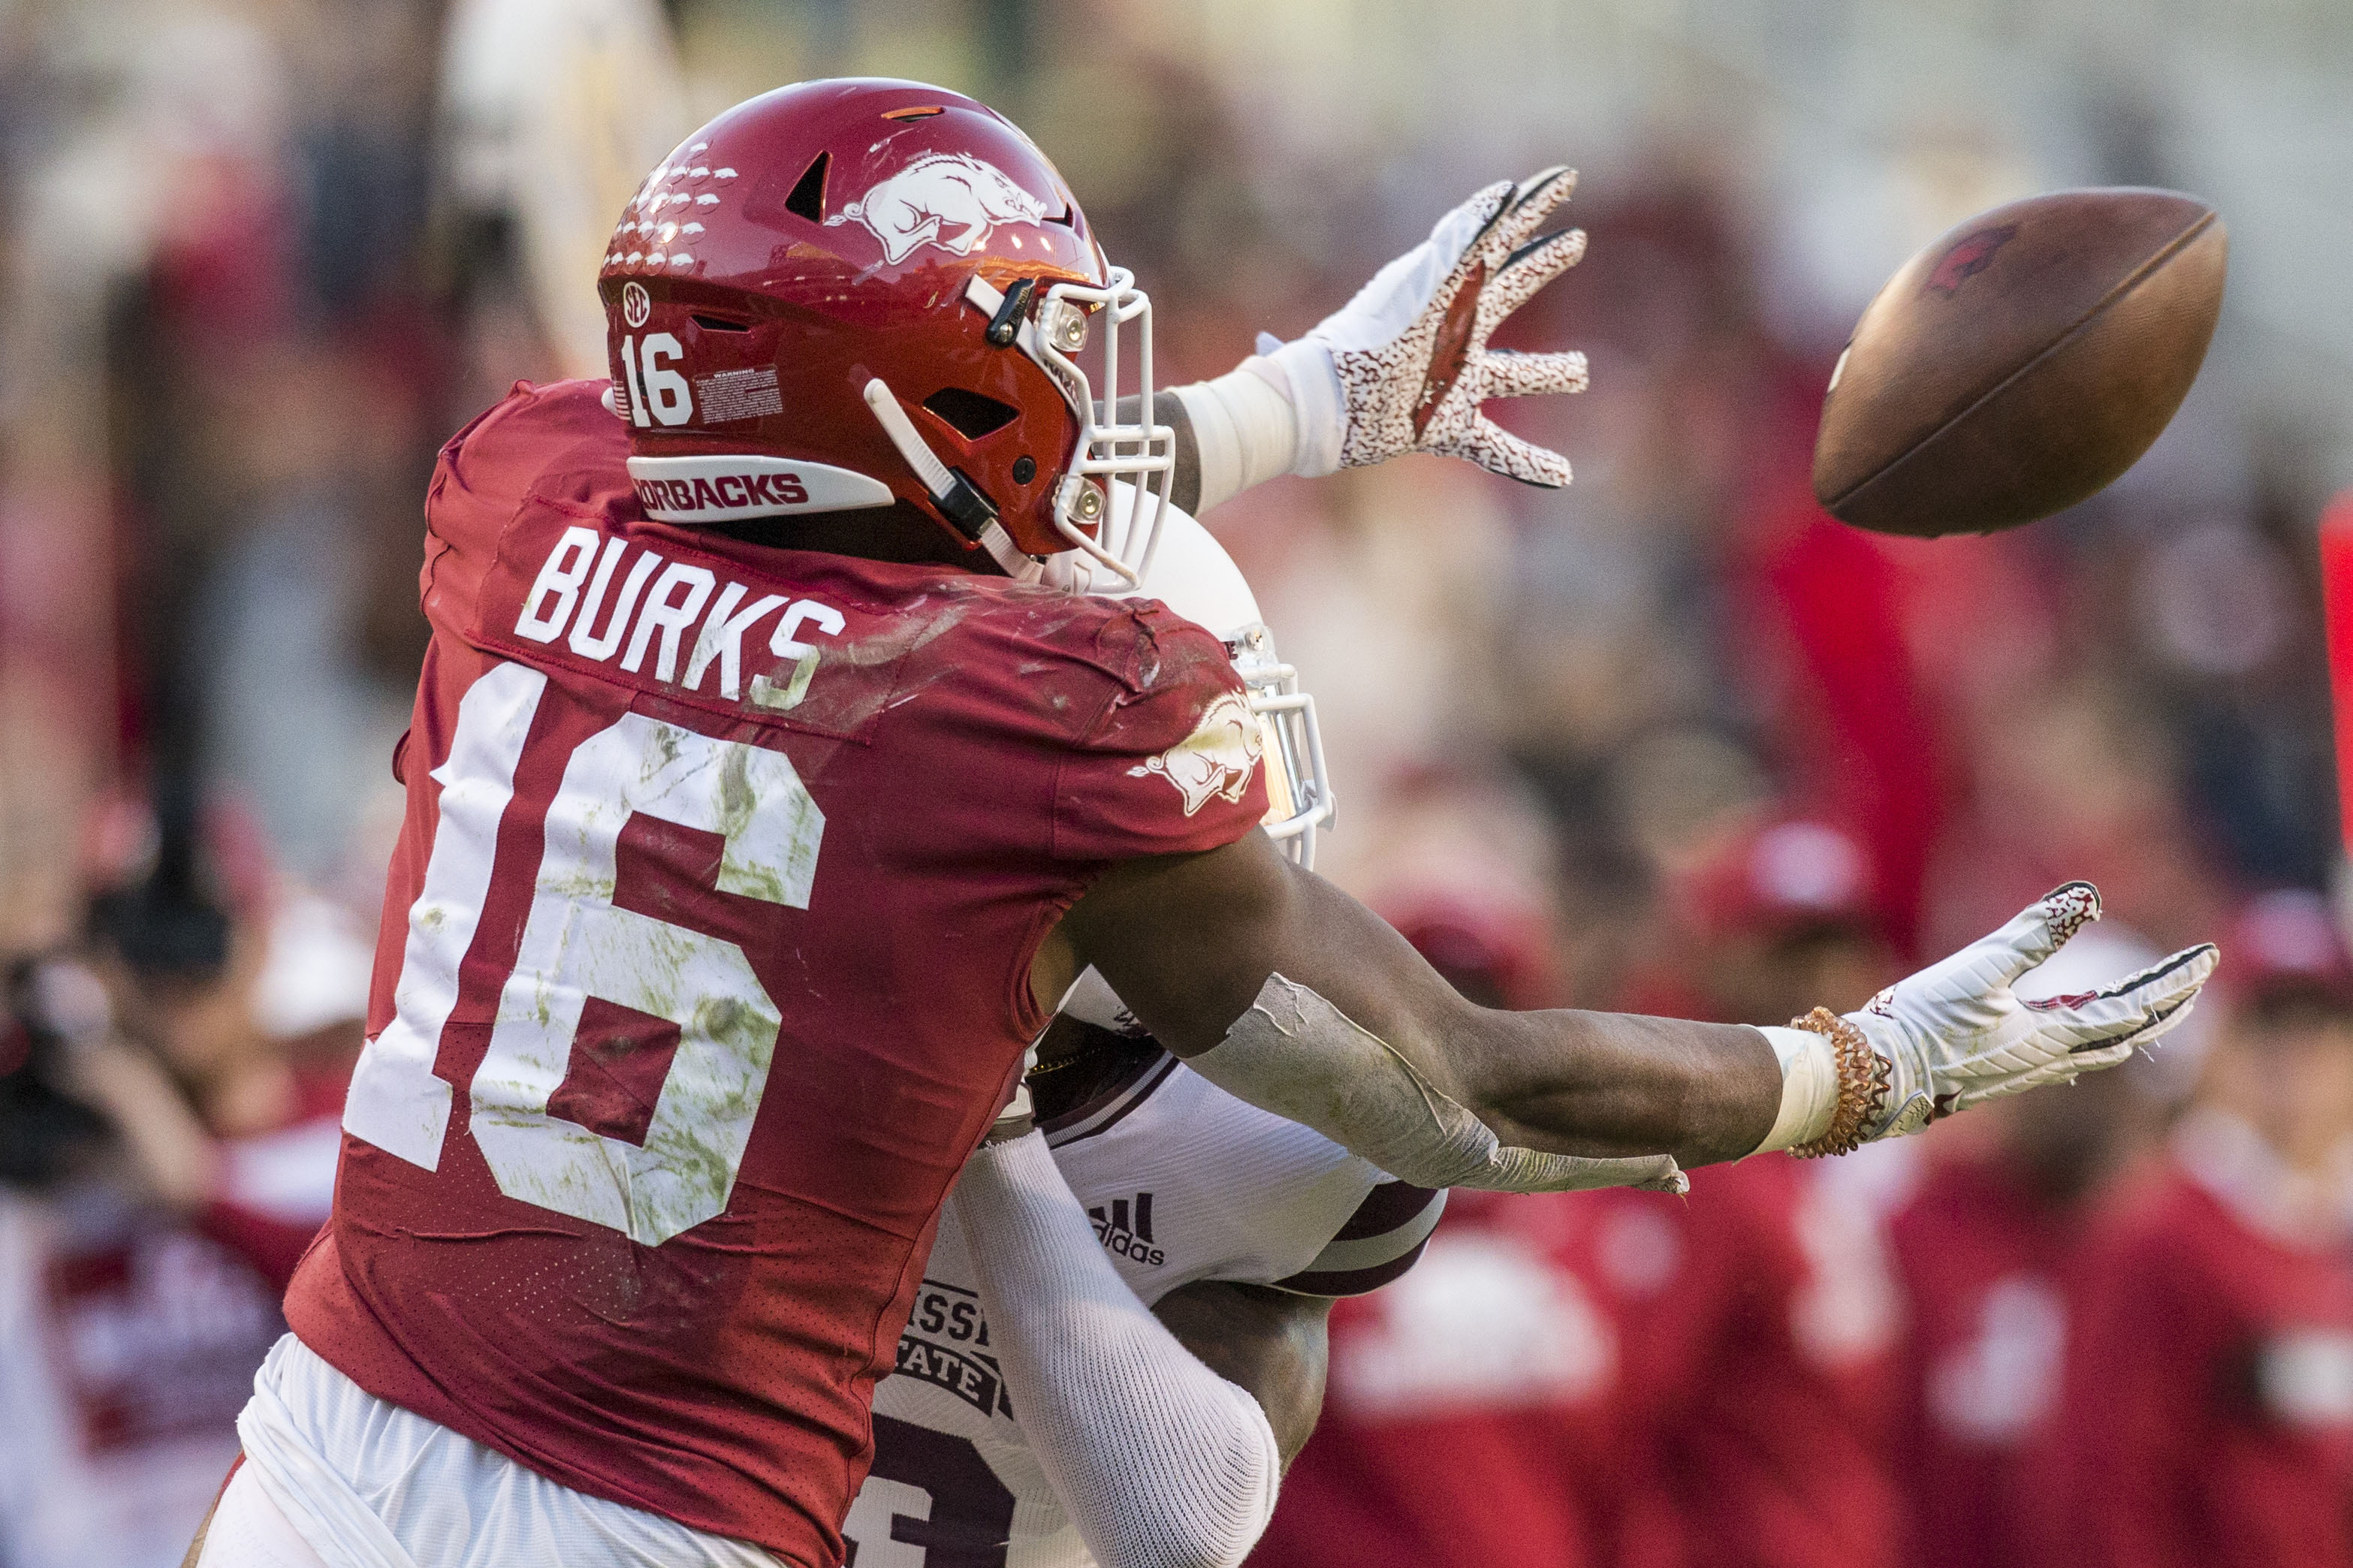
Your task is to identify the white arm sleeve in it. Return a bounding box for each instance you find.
[949,1132,1281,1568]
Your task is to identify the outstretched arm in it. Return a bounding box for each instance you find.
[1042,833,2215,1192]
[1045,831,1772,1185]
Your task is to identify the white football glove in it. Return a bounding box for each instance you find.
[1851,882,2217,1139]
[1262,167,1591,485]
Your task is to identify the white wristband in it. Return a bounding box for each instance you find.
[1168,364,1302,513]
[1751,1024,1840,1155]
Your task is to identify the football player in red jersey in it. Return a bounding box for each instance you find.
[189,79,2214,1568]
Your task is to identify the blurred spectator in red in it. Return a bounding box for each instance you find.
[0,807,362,1568]
[2038,888,2353,1568]
[200,893,369,1292]
[1253,877,1629,1568]
[0,889,267,1568]
[1259,1184,1630,1568]
[1265,813,1909,1568]
[1885,921,2180,1568]
[1735,504,1948,958]
[1643,813,1899,1024]
[1602,813,1906,1568]
[84,806,360,1290]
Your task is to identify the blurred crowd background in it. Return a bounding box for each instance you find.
[3,0,2353,1564]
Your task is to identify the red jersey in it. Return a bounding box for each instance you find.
[285,379,1267,1566]
[2035,1127,2353,1568]
[1250,1190,1626,1568]
[1884,1155,2073,1568]
[1603,1155,1903,1568]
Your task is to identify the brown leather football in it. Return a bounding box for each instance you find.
[1812,188,2227,537]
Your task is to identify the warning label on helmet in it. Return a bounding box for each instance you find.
[694,366,783,424]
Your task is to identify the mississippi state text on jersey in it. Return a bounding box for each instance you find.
[849,1041,1442,1568]
[284,378,1269,1567]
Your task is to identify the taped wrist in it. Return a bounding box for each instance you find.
[1168,364,1304,513]
[1784,1008,1896,1156]
[952,1132,1280,1568]
[1184,974,1685,1194]
[1749,1025,1839,1154]
[1259,339,1344,478]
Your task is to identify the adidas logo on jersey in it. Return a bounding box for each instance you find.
[1087,1193,1166,1267]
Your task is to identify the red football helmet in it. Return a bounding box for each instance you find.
[598,78,1172,586]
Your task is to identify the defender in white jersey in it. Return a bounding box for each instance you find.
[855,1012,1440,1568]
[844,514,1442,1568]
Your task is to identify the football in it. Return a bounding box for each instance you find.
[1812,187,2228,538]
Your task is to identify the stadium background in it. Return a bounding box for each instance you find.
[2,0,2351,1564]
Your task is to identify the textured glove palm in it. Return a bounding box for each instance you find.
[1850,882,2217,1139]
[1265,168,1591,484]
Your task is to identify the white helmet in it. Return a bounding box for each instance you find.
[1101,499,1334,868]
[1051,501,1335,1039]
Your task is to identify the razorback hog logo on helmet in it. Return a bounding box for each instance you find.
[1129,691,1263,817]
[826,152,1051,265]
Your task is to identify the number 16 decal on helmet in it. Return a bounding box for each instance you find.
[601,78,1173,590]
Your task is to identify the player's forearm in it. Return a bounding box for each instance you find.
[1151,1280,1331,1469]
[1180,970,1778,1188]
[1066,838,1784,1187]
[952,1134,1280,1568]
[1460,1006,1781,1169]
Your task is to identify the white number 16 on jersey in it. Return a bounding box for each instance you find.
[343,661,824,1246]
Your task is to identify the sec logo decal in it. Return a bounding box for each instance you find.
[622,281,652,328]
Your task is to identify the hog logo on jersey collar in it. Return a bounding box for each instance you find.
[826,152,1051,265]
[1130,691,1263,817]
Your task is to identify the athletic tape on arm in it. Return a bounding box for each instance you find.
[1169,364,1302,514]
[1184,974,1685,1193]
[1749,1024,1839,1155]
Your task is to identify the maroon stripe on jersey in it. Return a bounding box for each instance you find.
[1033,1027,1165,1138]
[1329,1180,1440,1242]
[1272,1236,1434,1298]
[1269,1182,1446,1298]
[1044,1054,1180,1150]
